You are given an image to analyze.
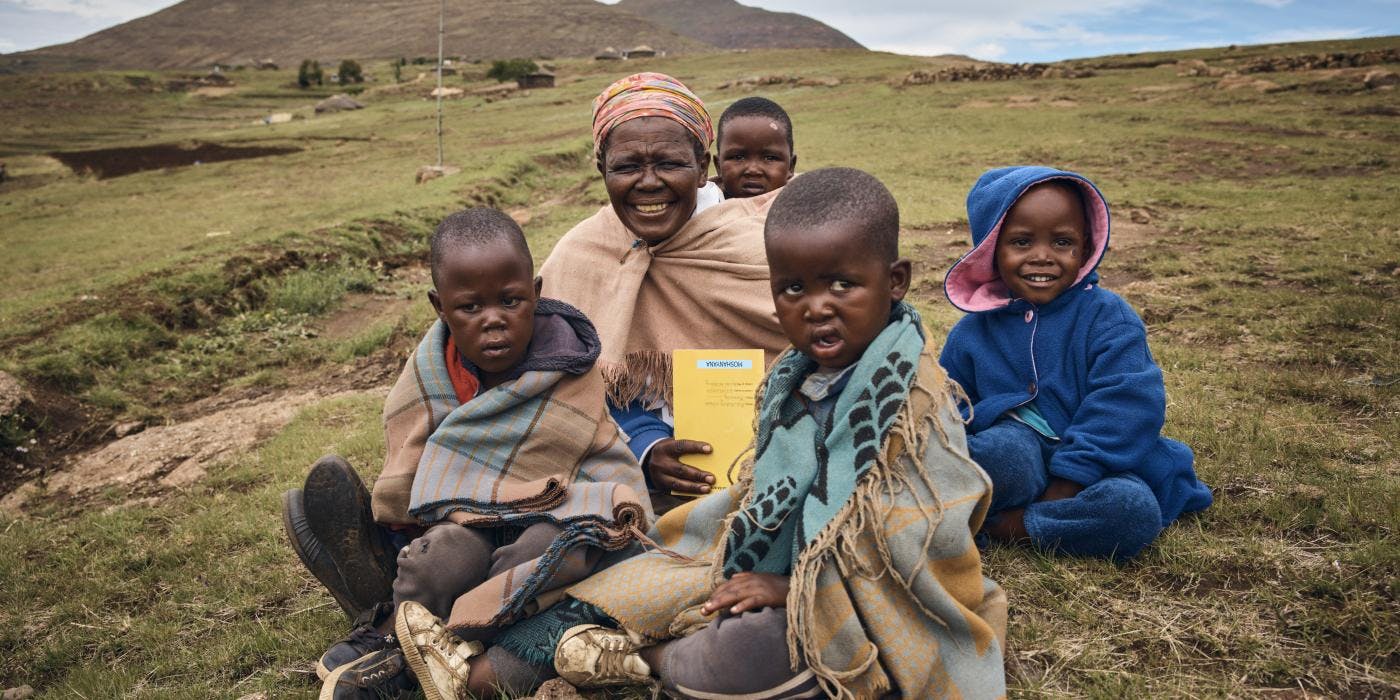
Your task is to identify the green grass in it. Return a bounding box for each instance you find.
[1,37,1398,697]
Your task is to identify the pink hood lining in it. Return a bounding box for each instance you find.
[944,177,1110,312]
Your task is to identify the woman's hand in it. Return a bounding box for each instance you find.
[646,439,715,495]
[703,572,790,615]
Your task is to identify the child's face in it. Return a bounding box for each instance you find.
[428,241,540,386]
[994,183,1088,306]
[717,116,794,198]
[600,117,711,245]
[767,223,910,370]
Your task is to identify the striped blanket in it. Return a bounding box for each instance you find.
[371,303,652,632]
[568,309,1008,698]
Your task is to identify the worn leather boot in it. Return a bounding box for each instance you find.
[283,455,398,619]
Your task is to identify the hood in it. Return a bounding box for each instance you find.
[943,166,1110,312]
[459,298,602,380]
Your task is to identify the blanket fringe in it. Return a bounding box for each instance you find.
[601,351,674,408]
[786,366,967,699]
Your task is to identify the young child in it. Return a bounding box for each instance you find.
[940,166,1213,560]
[528,168,1007,699]
[714,96,796,199]
[317,208,653,699]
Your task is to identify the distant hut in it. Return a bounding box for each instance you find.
[255,58,279,70]
[516,69,555,89]
[315,94,365,114]
[595,46,623,61]
[625,45,657,59]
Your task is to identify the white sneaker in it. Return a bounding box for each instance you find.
[395,601,482,700]
[553,624,653,689]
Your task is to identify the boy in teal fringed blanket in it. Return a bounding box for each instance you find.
[315,208,652,700]
[485,168,1009,699]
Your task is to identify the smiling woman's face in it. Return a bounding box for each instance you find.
[600,117,710,245]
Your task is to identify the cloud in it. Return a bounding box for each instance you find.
[9,0,170,21]
[738,0,1169,59]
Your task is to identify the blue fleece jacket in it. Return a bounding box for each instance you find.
[940,166,1212,526]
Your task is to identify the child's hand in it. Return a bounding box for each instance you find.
[647,439,715,495]
[702,572,790,615]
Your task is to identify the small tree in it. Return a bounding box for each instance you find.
[486,58,538,83]
[297,60,323,87]
[392,61,402,83]
[337,59,364,84]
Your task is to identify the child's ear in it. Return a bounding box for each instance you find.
[888,259,913,302]
[788,154,797,181]
[428,289,445,319]
[533,275,543,298]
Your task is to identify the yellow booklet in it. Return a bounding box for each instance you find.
[671,349,766,494]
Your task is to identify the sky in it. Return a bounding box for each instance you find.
[1,0,1397,61]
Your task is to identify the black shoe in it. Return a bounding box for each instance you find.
[317,602,396,680]
[295,455,399,619]
[319,648,416,700]
[283,487,366,619]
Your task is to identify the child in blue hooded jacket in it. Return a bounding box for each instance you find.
[940,166,1212,560]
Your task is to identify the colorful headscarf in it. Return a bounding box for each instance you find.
[591,72,713,160]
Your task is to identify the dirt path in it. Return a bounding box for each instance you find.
[0,386,383,515]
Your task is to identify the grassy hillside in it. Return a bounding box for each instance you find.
[0,36,1397,697]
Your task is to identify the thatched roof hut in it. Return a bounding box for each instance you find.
[516,69,555,89]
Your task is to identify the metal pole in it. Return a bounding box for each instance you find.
[436,0,445,168]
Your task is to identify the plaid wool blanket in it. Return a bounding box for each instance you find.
[568,308,1008,698]
[371,303,652,632]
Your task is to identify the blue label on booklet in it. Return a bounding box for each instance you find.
[696,359,754,369]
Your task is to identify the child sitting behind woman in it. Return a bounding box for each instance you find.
[940,166,1212,560]
[714,96,796,199]
[542,167,1007,699]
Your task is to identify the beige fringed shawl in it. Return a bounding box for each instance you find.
[539,192,789,407]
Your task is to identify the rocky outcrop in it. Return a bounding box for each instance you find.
[903,63,1095,85]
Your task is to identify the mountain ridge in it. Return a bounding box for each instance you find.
[616,0,864,50]
[9,0,714,70]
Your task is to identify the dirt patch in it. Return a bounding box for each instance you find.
[50,141,301,179]
[1197,120,1327,138]
[318,292,417,341]
[1,386,380,516]
[193,86,236,98]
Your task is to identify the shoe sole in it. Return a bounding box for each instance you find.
[282,488,365,623]
[304,456,397,613]
[319,660,349,700]
[394,610,451,700]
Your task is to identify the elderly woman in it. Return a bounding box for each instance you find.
[541,72,788,500]
[297,73,791,698]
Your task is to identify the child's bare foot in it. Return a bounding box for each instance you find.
[983,508,1029,542]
